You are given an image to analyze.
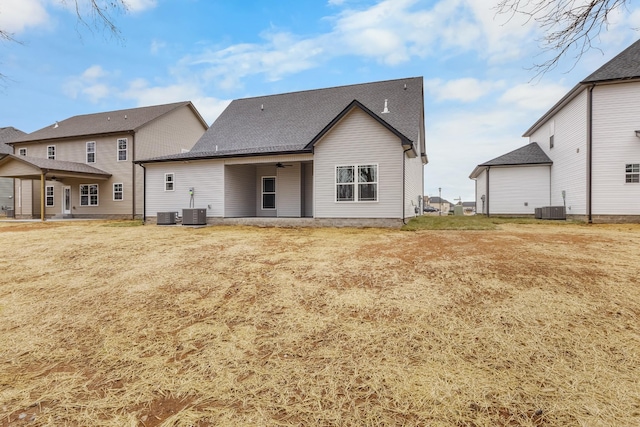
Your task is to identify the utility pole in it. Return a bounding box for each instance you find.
[438,187,442,216]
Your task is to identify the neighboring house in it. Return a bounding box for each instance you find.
[0,127,27,215]
[137,77,427,226]
[0,102,207,220]
[471,39,640,222]
[469,142,553,216]
[426,196,451,213]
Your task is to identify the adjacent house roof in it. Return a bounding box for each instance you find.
[524,39,640,136]
[10,102,207,144]
[428,196,451,204]
[137,77,425,163]
[0,127,26,154]
[582,39,640,83]
[469,142,552,178]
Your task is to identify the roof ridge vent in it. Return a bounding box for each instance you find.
[381,99,390,114]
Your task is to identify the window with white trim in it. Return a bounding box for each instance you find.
[47,145,56,160]
[18,148,27,156]
[164,173,174,191]
[113,183,123,201]
[262,177,276,209]
[46,185,54,207]
[336,164,378,202]
[80,184,99,206]
[117,138,127,161]
[86,141,96,163]
[626,164,639,183]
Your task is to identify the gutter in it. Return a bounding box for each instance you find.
[140,163,146,224]
[486,166,490,217]
[131,131,136,220]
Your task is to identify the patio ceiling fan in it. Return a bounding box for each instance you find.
[275,162,292,168]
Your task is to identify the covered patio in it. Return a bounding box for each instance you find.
[0,154,111,221]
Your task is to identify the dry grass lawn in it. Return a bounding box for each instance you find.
[1,220,639,426]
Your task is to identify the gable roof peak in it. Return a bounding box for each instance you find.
[582,38,640,83]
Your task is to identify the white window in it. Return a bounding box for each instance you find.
[45,185,54,207]
[18,148,27,156]
[164,173,175,191]
[47,146,56,160]
[113,183,123,201]
[86,141,96,163]
[626,164,640,183]
[117,138,127,161]
[336,164,378,202]
[262,177,276,209]
[80,184,98,206]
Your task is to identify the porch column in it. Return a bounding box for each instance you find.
[40,171,45,221]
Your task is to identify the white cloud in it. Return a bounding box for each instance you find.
[150,39,167,54]
[499,82,570,111]
[425,78,505,103]
[0,0,49,34]
[328,0,346,5]
[63,65,113,102]
[123,0,157,13]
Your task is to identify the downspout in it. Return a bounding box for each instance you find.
[586,84,595,224]
[486,166,490,217]
[140,163,146,224]
[131,132,136,220]
[402,146,412,225]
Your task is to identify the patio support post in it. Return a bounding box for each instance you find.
[40,171,46,221]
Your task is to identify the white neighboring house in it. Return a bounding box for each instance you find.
[137,77,428,227]
[471,39,640,222]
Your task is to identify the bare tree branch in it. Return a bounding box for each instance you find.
[495,0,631,77]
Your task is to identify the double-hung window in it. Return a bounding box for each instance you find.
[86,141,96,163]
[18,148,27,156]
[80,184,99,206]
[165,173,175,191]
[47,145,56,160]
[45,186,54,207]
[113,183,123,201]
[626,164,640,183]
[336,164,378,202]
[117,138,127,161]
[262,177,276,209]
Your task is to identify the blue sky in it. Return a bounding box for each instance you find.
[2,0,640,202]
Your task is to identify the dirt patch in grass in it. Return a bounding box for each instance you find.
[1,222,639,426]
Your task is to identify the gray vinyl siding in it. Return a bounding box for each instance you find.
[277,163,301,217]
[529,89,587,215]
[314,108,403,219]
[487,166,550,214]
[225,164,256,217]
[591,82,640,215]
[145,160,224,217]
[0,178,12,211]
[304,163,313,217]
[256,165,277,217]
[404,153,423,218]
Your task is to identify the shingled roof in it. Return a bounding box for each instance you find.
[582,39,640,83]
[0,127,26,154]
[470,142,552,178]
[0,154,111,179]
[10,102,205,144]
[139,77,424,162]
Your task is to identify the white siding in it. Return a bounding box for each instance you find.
[314,108,404,219]
[488,166,550,214]
[277,163,301,217]
[475,170,487,214]
[529,90,588,215]
[145,160,224,217]
[225,164,256,217]
[591,82,640,215]
[404,154,423,218]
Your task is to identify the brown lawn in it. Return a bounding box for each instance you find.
[0,221,639,426]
